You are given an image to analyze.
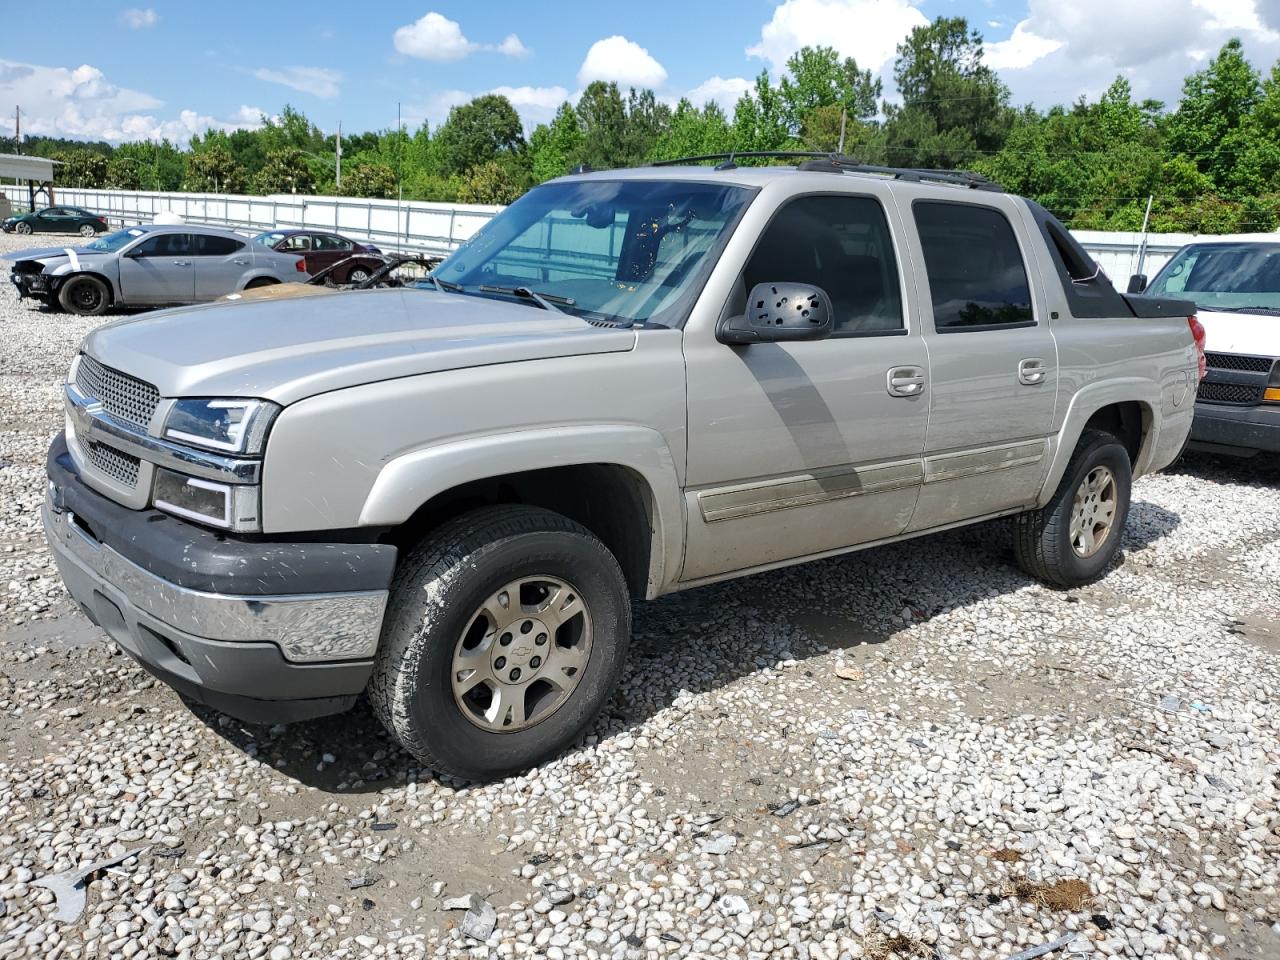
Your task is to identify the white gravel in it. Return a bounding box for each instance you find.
[0,228,1277,959]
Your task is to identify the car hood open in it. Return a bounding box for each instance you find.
[82,287,638,405]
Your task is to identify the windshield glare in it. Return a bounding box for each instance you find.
[84,228,144,253]
[255,231,287,247]
[433,179,755,325]
[1147,243,1280,311]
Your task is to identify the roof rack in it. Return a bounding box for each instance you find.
[648,151,1005,192]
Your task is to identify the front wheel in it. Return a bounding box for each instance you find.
[78,224,96,238]
[1013,429,1132,588]
[369,506,631,781]
[57,275,110,316]
[14,221,31,235]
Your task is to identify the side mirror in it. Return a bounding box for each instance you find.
[1127,274,1148,294]
[717,282,834,345]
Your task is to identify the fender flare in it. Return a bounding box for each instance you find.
[358,424,685,596]
[238,269,285,289]
[1036,378,1160,506]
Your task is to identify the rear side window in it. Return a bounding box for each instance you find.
[193,235,245,256]
[315,234,352,251]
[744,194,904,335]
[913,201,1033,331]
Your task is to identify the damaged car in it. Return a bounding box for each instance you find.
[7,224,309,316]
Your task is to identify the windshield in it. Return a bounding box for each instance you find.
[1147,243,1280,312]
[255,231,287,247]
[432,179,756,325]
[84,228,145,253]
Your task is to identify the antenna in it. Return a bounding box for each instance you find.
[335,120,342,191]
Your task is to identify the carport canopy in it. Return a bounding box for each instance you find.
[0,153,57,182]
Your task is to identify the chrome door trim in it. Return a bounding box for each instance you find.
[923,438,1047,484]
[697,458,924,522]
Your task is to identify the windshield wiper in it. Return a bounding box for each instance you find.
[478,284,575,313]
[429,275,463,293]
[1204,304,1280,314]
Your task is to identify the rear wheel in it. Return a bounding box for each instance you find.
[244,277,278,289]
[1013,429,1132,588]
[369,505,631,781]
[347,267,372,284]
[14,221,31,235]
[57,275,110,316]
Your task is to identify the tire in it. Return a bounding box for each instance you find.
[1013,429,1132,588]
[78,224,96,238]
[369,505,631,781]
[244,277,278,289]
[347,267,371,285]
[14,222,31,235]
[57,275,110,316]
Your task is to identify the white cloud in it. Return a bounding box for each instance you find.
[987,0,1280,108]
[392,13,530,62]
[0,58,265,143]
[578,36,668,88]
[497,34,530,58]
[986,21,1064,71]
[684,76,753,112]
[121,7,157,29]
[253,65,342,99]
[746,0,928,74]
[394,12,476,62]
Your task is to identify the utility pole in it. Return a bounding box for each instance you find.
[335,121,342,191]
[837,107,847,155]
[396,102,403,252]
[14,105,20,151]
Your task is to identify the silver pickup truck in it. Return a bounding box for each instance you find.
[43,158,1201,780]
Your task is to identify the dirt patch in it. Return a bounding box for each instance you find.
[1008,877,1094,912]
[991,848,1023,863]
[863,929,936,960]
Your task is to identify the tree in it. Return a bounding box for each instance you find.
[779,46,881,147]
[1167,40,1261,196]
[435,95,525,176]
[182,145,246,192]
[457,160,523,204]
[340,162,397,199]
[882,16,1011,168]
[52,149,108,188]
[530,104,585,181]
[649,100,733,161]
[729,71,794,155]
[105,155,144,190]
[576,82,630,169]
[253,147,316,194]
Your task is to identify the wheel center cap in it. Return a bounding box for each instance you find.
[492,618,550,676]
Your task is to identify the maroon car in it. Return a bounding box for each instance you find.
[253,230,383,282]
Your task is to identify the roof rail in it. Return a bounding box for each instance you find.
[647,151,1005,192]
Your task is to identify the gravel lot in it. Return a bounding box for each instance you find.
[0,228,1277,960]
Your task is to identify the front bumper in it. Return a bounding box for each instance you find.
[1188,401,1280,455]
[44,436,398,723]
[10,271,51,300]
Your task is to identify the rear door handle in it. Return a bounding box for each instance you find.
[887,365,926,397]
[1018,357,1048,385]
[171,260,191,267]
[232,258,250,265]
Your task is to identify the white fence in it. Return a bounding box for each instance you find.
[0,185,501,257]
[4,185,1274,286]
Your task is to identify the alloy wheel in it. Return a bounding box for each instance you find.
[1069,465,1118,558]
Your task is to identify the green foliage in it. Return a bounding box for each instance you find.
[435,95,525,177]
[252,147,316,195]
[52,149,108,187]
[339,162,396,199]
[457,160,524,204]
[529,104,585,181]
[779,46,881,148]
[181,145,245,193]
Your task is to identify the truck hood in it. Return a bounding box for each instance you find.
[82,288,638,405]
[1197,308,1280,357]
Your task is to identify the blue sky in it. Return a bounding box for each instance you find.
[3,1,1280,143]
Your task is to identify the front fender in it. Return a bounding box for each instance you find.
[1036,378,1162,506]
[358,425,684,595]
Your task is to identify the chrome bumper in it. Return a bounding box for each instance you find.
[44,500,387,663]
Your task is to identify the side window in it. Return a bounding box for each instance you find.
[315,234,351,251]
[193,235,245,256]
[130,233,193,258]
[284,235,311,251]
[743,194,905,335]
[913,201,1033,331]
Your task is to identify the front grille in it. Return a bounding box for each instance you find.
[1197,381,1262,405]
[74,354,160,429]
[1204,351,1275,373]
[85,441,141,487]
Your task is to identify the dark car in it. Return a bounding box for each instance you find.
[253,229,382,283]
[3,206,109,237]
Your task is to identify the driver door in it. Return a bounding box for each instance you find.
[117,232,196,304]
[681,189,930,582]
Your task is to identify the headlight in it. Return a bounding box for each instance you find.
[153,468,260,531]
[164,398,279,455]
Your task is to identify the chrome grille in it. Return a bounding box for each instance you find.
[85,440,141,487]
[74,354,160,429]
[1204,352,1274,373]
[1197,381,1262,405]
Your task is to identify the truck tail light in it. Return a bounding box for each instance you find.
[1187,315,1206,381]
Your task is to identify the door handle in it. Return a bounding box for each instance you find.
[171,260,191,267]
[1018,357,1048,385]
[232,258,250,265]
[887,365,926,397]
